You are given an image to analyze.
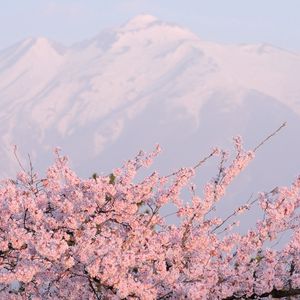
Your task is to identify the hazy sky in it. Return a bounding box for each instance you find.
[0,0,299,51]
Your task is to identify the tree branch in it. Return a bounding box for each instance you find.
[224,287,300,299]
[253,122,286,152]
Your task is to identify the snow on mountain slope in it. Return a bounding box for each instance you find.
[0,14,299,188]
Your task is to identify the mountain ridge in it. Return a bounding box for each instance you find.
[0,15,299,188]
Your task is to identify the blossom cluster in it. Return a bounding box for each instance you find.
[0,139,299,299]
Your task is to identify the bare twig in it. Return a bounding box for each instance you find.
[253,122,287,152]
[193,148,219,170]
[164,148,218,179]
[13,145,27,173]
[27,153,35,184]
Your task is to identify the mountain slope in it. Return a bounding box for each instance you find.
[0,14,299,192]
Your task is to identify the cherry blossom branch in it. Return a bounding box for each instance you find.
[1,125,299,299]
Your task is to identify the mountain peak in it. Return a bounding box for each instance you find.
[25,37,65,56]
[123,14,159,30]
[22,36,50,47]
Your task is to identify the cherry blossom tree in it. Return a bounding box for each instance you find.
[1,123,300,299]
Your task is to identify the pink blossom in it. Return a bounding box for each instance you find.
[0,140,298,299]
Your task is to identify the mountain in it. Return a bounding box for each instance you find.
[0,14,300,217]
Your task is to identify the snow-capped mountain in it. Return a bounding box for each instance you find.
[0,14,299,205]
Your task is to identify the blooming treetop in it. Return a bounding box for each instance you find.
[1,123,300,299]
